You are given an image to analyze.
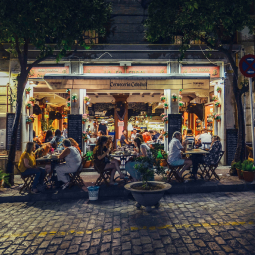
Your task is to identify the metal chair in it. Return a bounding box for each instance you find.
[94,164,113,185]
[199,151,225,180]
[166,163,184,182]
[68,162,85,188]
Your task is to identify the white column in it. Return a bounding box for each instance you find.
[79,89,86,155]
[164,89,171,152]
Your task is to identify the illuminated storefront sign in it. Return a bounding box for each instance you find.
[29,67,70,78]
[83,66,167,74]
[110,80,147,89]
[181,66,220,77]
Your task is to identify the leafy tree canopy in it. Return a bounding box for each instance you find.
[145,0,255,54]
[0,0,111,65]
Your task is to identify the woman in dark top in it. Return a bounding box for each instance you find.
[191,135,222,179]
[45,130,53,143]
[93,136,125,185]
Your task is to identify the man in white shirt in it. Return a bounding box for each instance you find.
[198,128,212,149]
[167,131,192,178]
[131,129,137,142]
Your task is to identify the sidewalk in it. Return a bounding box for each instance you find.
[0,166,255,203]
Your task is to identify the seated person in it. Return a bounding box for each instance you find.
[45,130,53,143]
[68,138,82,155]
[120,130,129,146]
[93,136,126,185]
[185,129,195,148]
[191,135,222,179]
[197,128,211,149]
[55,139,82,189]
[50,129,65,150]
[126,137,151,181]
[18,142,46,193]
[167,131,192,178]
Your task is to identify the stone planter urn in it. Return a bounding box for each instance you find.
[124,181,171,212]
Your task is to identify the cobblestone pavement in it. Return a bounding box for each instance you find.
[1,192,255,255]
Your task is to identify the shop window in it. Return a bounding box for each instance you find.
[174,36,205,45]
[84,30,98,44]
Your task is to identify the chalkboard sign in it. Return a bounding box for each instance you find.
[6,113,21,151]
[226,129,238,165]
[168,114,182,144]
[68,114,82,150]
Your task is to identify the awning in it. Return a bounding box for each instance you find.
[43,73,210,90]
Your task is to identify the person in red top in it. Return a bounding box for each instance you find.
[142,130,151,143]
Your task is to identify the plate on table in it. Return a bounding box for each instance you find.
[43,155,48,158]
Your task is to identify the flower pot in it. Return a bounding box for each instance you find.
[84,101,88,104]
[236,168,243,179]
[82,121,85,124]
[243,171,255,182]
[164,121,168,124]
[172,98,177,102]
[26,91,30,95]
[165,107,168,110]
[26,121,31,124]
[73,99,77,103]
[161,99,166,103]
[68,91,70,95]
[165,135,168,138]
[26,106,30,109]
[217,104,221,108]
[83,160,91,168]
[216,119,221,122]
[160,159,167,167]
[124,181,171,212]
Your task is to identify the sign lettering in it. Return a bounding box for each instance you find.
[181,66,220,77]
[110,80,147,90]
[29,67,69,78]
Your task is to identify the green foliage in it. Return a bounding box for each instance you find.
[241,160,254,172]
[0,0,111,63]
[134,157,154,187]
[0,170,11,187]
[41,119,53,131]
[156,150,164,159]
[83,151,93,161]
[145,0,255,55]
[233,161,242,169]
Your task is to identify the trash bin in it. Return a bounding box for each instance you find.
[87,186,100,200]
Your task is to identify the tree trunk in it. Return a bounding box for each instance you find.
[6,74,27,185]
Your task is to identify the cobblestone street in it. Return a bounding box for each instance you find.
[1,191,255,255]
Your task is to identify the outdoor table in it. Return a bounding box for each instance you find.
[110,153,137,166]
[183,148,210,155]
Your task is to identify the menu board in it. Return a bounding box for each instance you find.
[6,113,21,150]
[168,114,182,143]
[68,114,82,150]
[226,129,238,165]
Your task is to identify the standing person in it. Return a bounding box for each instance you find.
[50,129,64,150]
[167,131,192,178]
[142,130,151,143]
[185,129,195,148]
[120,130,129,146]
[182,129,187,142]
[55,139,82,189]
[90,122,98,137]
[86,125,91,133]
[131,128,137,142]
[63,122,68,138]
[197,128,211,149]
[98,120,108,135]
[18,142,46,193]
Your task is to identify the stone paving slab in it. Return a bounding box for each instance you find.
[0,191,255,254]
[0,167,255,203]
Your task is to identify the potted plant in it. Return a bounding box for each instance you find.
[25,88,31,95]
[83,151,93,168]
[84,96,90,104]
[242,160,255,182]
[215,101,221,108]
[82,131,89,142]
[179,89,183,94]
[82,114,89,124]
[214,114,221,122]
[233,161,243,179]
[66,89,70,94]
[124,156,171,212]
[172,94,177,102]
[163,131,168,138]
[67,101,70,109]
[26,101,32,109]
[162,115,168,124]
[156,150,167,167]
[216,87,222,93]
[211,95,218,102]
[0,170,10,188]
[30,97,35,105]
[164,102,169,109]
[26,116,31,124]
[72,94,78,103]
[160,96,166,102]
[179,101,184,107]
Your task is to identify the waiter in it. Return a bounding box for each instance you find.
[98,120,108,135]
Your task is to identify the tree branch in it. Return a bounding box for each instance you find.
[27,54,55,74]
[14,34,23,65]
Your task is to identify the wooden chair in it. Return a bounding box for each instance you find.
[94,164,113,185]
[199,151,225,180]
[14,162,35,194]
[166,163,184,182]
[68,162,85,188]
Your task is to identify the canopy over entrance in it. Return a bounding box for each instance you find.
[43,73,210,90]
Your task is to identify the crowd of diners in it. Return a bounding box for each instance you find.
[168,128,222,180]
[18,121,221,192]
[18,126,82,193]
